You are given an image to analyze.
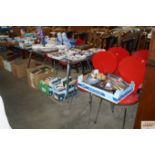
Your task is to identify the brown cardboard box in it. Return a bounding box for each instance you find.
[12,59,42,79]
[26,65,55,89]
[0,56,4,69]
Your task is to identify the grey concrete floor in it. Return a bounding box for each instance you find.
[0,68,138,129]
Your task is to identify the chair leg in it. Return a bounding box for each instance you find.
[75,64,79,73]
[122,107,127,129]
[111,103,115,113]
[94,98,102,124]
[80,62,84,74]
[89,93,93,121]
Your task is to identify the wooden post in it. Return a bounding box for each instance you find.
[134,29,155,128]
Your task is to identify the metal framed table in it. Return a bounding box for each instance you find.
[47,53,93,98]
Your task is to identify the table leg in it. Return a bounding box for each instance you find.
[53,59,56,69]
[27,51,32,68]
[69,87,76,104]
[94,98,102,124]
[66,60,70,99]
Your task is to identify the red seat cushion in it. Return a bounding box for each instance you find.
[119,93,138,105]
[92,51,117,74]
[108,47,129,63]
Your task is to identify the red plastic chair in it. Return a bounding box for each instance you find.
[95,56,145,126]
[108,47,129,64]
[116,56,146,128]
[59,61,67,66]
[132,49,149,63]
[92,51,117,74]
[118,56,146,94]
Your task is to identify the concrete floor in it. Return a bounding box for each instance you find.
[0,68,138,129]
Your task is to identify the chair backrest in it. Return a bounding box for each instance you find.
[118,56,146,93]
[0,96,11,129]
[108,47,129,64]
[92,51,117,74]
[132,49,149,63]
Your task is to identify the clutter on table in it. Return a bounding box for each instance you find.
[32,44,58,52]
[47,48,105,62]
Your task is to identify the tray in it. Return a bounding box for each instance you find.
[77,71,135,104]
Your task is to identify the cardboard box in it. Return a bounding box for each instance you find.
[12,59,41,79]
[0,50,20,71]
[38,80,53,96]
[27,65,56,89]
[3,60,13,72]
[0,55,4,69]
[0,50,17,61]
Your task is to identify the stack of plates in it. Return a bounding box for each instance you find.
[32,44,58,52]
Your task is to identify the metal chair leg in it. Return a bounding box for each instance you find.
[80,62,84,74]
[111,103,115,113]
[122,107,127,129]
[94,98,102,124]
[89,93,93,121]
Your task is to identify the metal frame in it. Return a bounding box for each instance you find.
[88,93,130,129]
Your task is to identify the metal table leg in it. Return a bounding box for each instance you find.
[122,107,127,129]
[94,98,102,124]
[68,86,76,104]
[66,60,70,99]
[53,59,56,69]
[27,51,32,68]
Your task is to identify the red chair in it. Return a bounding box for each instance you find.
[59,61,67,68]
[118,56,146,94]
[92,51,117,74]
[108,47,129,64]
[108,47,130,76]
[132,49,149,63]
[118,56,146,128]
[94,56,146,128]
